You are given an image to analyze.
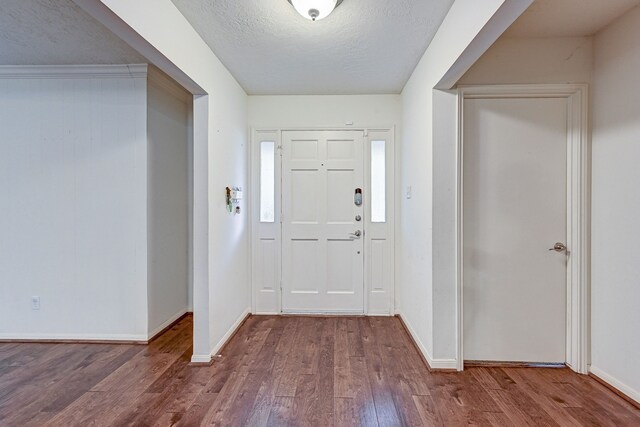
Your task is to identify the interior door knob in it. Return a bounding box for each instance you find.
[350,230,362,238]
[549,242,567,252]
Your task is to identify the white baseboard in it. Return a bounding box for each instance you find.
[190,307,251,364]
[190,354,214,364]
[0,310,191,344]
[396,312,458,371]
[211,308,251,356]
[147,308,189,340]
[590,365,640,405]
[428,357,459,370]
[0,332,148,342]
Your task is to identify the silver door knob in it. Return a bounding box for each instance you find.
[350,230,362,238]
[549,242,567,252]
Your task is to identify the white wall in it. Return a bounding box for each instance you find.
[77,0,251,361]
[431,88,458,360]
[248,95,402,128]
[400,70,436,362]
[207,75,249,356]
[147,69,190,336]
[591,4,640,403]
[458,36,593,85]
[0,66,149,340]
[398,0,530,368]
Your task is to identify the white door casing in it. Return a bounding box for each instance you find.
[281,131,364,313]
[456,85,590,373]
[463,97,568,363]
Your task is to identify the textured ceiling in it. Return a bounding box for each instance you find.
[505,0,640,37]
[171,0,455,95]
[0,0,145,65]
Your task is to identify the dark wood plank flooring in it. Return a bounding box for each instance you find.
[0,315,638,426]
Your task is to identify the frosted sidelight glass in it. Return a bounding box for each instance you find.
[260,141,275,223]
[371,140,386,223]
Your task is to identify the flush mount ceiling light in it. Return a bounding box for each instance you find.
[287,0,344,21]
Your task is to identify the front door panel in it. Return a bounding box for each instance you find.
[282,131,364,313]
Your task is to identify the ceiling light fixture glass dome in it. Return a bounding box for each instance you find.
[288,0,343,21]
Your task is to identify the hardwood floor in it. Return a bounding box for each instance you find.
[0,315,638,426]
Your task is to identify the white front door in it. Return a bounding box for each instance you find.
[281,130,365,313]
[463,97,568,363]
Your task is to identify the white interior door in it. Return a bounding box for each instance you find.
[281,130,364,313]
[463,97,568,363]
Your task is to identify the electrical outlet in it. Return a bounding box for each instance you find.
[31,296,40,310]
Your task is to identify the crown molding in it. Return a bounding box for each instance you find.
[0,64,148,79]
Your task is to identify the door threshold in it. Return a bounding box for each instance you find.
[280,312,366,317]
[464,360,566,369]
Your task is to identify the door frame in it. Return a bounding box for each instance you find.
[250,127,396,316]
[456,84,590,374]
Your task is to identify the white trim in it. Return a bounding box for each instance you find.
[0,333,147,342]
[0,64,148,79]
[566,87,591,375]
[189,307,251,364]
[455,91,464,372]
[248,129,255,314]
[456,84,590,373]
[590,366,640,405]
[211,308,251,356]
[190,354,213,364]
[214,308,251,354]
[398,313,458,370]
[428,358,459,370]
[280,310,366,315]
[147,309,189,340]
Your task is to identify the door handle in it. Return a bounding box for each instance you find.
[349,230,362,239]
[549,242,567,253]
